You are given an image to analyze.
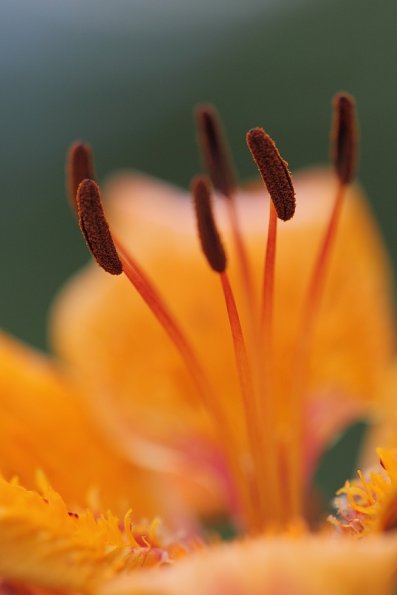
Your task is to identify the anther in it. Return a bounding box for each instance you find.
[195,104,236,198]
[67,142,95,210]
[76,179,123,275]
[332,92,357,184]
[246,128,295,221]
[192,176,227,273]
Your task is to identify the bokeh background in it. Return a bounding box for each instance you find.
[1,0,396,501]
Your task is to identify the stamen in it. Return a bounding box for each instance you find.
[76,179,123,275]
[192,175,265,528]
[246,128,295,221]
[115,239,255,529]
[67,142,95,210]
[73,169,255,522]
[74,168,217,415]
[195,104,256,331]
[114,239,213,408]
[192,176,227,273]
[332,93,357,185]
[289,93,358,519]
[304,92,358,328]
[261,202,277,337]
[195,105,236,199]
[246,128,296,525]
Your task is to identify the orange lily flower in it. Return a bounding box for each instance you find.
[0,93,397,592]
[52,98,393,529]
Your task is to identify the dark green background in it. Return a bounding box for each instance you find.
[1,0,396,350]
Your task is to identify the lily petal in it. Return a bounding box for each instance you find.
[0,332,176,520]
[100,533,397,595]
[0,475,176,592]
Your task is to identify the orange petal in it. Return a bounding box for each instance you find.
[0,474,178,592]
[100,533,397,595]
[0,331,184,521]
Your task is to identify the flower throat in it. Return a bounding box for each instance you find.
[67,93,357,534]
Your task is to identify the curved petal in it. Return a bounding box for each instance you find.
[100,533,397,595]
[0,475,179,592]
[0,332,183,521]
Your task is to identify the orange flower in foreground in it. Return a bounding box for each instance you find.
[101,534,397,595]
[1,93,397,593]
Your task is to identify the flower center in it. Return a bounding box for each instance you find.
[68,92,357,534]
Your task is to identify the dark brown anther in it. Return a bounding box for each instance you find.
[332,92,357,185]
[192,175,227,273]
[76,179,123,275]
[195,104,236,198]
[246,128,296,221]
[67,142,95,211]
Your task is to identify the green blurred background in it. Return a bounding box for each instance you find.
[1,0,396,350]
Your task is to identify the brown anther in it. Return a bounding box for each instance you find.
[192,175,227,273]
[195,104,236,198]
[76,179,123,275]
[332,92,357,184]
[246,128,295,221]
[67,142,95,211]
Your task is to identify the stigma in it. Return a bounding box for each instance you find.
[66,93,357,534]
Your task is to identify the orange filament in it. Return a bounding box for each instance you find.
[219,270,265,526]
[219,272,255,437]
[258,201,281,521]
[289,93,358,518]
[303,180,346,326]
[115,240,212,404]
[246,127,297,523]
[290,181,348,518]
[261,202,278,337]
[193,174,271,527]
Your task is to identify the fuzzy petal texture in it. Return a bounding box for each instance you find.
[0,332,182,521]
[0,474,180,593]
[100,533,397,595]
